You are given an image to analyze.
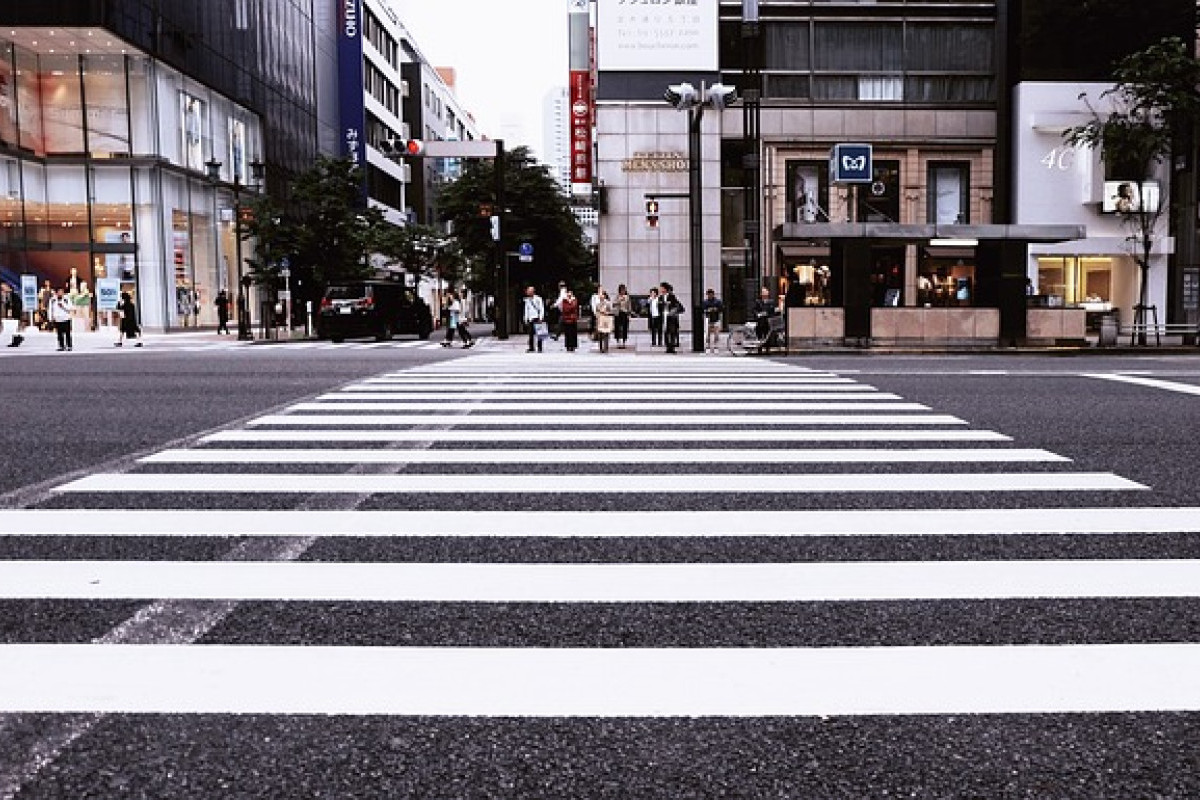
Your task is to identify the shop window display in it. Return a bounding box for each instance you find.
[919,260,976,307]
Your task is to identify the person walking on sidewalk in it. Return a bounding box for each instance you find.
[114,291,142,347]
[214,289,231,335]
[614,284,632,349]
[702,288,724,353]
[48,287,74,351]
[453,292,474,348]
[441,294,460,347]
[522,285,546,353]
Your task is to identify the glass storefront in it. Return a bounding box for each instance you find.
[1035,255,1136,329]
[0,35,262,331]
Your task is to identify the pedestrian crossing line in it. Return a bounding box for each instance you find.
[328,390,896,400]
[5,559,1198,602]
[360,376,857,384]
[141,447,1069,466]
[53,472,1146,495]
[285,400,931,412]
[244,414,969,426]
[1085,373,1200,397]
[2,643,1198,716]
[200,429,1013,444]
[4,507,1196,538]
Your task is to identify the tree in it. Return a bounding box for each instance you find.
[436,145,595,301]
[1065,36,1200,343]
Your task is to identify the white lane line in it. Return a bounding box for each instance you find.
[329,391,892,400]
[53,472,1146,494]
[4,559,1198,602]
[359,378,857,385]
[286,401,931,412]
[142,448,1068,465]
[246,414,966,426]
[3,507,1195,537]
[1086,373,1200,396]
[3,643,1199,715]
[201,429,1012,444]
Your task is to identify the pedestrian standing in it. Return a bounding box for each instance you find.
[594,290,614,353]
[522,285,546,353]
[702,288,724,353]
[5,287,23,347]
[454,292,474,348]
[660,282,683,354]
[646,287,662,347]
[614,284,632,349]
[214,289,231,334]
[441,294,459,347]
[114,291,142,347]
[550,281,568,340]
[560,289,580,352]
[48,286,74,351]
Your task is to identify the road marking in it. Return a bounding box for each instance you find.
[285,400,931,412]
[3,507,1194,537]
[142,448,1068,465]
[2,643,1198,715]
[201,429,1012,444]
[245,414,968,427]
[54,472,1145,494]
[4,559,1197,602]
[328,390,894,400]
[1085,373,1200,396]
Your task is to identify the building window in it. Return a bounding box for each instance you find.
[785,160,829,224]
[858,160,900,223]
[928,162,970,224]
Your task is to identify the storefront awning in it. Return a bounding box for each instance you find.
[775,223,1086,244]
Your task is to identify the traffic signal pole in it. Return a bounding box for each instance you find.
[493,139,507,339]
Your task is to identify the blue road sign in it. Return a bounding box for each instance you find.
[830,143,873,183]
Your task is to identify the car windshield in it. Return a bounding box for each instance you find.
[326,284,367,301]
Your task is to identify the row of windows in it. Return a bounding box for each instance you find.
[782,160,970,227]
[363,7,400,71]
[365,62,402,118]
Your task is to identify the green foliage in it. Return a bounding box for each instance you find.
[436,145,595,298]
[374,223,468,285]
[284,156,382,286]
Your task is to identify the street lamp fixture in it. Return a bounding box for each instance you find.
[206,157,260,340]
[664,81,737,352]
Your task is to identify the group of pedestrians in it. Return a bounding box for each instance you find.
[440,291,475,349]
[521,281,724,355]
[1,281,141,351]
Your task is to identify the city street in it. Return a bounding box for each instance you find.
[1,340,1199,797]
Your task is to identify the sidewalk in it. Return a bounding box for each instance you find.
[0,325,233,355]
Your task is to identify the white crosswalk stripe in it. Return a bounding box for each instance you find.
[3,352,1197,727]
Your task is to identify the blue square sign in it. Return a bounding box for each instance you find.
[830,143,873,183]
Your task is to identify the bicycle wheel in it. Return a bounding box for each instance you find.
[727,327,751,356]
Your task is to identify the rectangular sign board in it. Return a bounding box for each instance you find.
[596,0,718,72]
[830,143,873,184]
[96,278,121,312]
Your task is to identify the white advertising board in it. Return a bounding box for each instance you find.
[596,0,718,72]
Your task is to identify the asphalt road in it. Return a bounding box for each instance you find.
[1,343,1199,798]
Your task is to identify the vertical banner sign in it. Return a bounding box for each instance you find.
[338,0,368,202]
[96,278,121,312]
[20,274,37,311]
[569,0,593,196]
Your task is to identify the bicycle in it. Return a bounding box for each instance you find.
[727,315,787,356]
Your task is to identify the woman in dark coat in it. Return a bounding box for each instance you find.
[115,292,142,347]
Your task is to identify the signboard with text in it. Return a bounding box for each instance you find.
[338,0,367,201]
[20,274,36,310]
[96,278,121,312]
[569,69,593,189]
[596,0,718,72]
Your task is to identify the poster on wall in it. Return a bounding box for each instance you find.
[180,92,205,171]
[596,0,718,72]
[785,161,826,224]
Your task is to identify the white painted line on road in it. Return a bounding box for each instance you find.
[2,507,1194,537]
[328,391,893,401]
[245,414,967,427]
[4,559,1196,602]
[201,429,1012,444]
[2,643,1198,715]
[286,400,930,412]
[142,448,1068,466]
[1085,373,1200,397]
[54,472,1146,494]
[360,377,857,385]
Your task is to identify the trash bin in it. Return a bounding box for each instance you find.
[1098,314,1118,347]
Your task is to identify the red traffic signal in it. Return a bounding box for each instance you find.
[404,139,424,156]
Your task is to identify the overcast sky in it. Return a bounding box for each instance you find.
[394,0,570,161]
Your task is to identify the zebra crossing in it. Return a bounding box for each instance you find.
[2,352,1199,785]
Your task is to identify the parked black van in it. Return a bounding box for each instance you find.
[317,280,433,342]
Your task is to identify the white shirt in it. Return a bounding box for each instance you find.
[523,294,545,322]
[48,296,73,323]
[647,295,660,318]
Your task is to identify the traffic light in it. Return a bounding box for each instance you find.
[403,139,424,157]
[379,138,424,158]
[645,199,660,230]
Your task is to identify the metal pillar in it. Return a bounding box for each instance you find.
[688,108,705,354]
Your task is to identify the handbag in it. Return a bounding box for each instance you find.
[533,321,549,339]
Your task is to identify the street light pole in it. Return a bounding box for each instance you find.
[206,158,261,341]
[665,82,737,353]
